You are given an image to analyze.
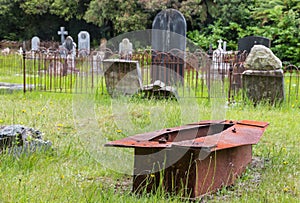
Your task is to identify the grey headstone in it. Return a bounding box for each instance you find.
[31,36,40,51]
[64,36,74,52]
[152,9,186,52]
[151,9,187,84]
[242,69,284,104]
[238,36,271,54]
[242,44,284,104]
[78,31,90,56]
[103,59,143,97]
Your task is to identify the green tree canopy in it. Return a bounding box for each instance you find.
[0,0,299,64]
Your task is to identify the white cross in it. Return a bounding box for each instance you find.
[57,27,68,44]
[217,39,223,49]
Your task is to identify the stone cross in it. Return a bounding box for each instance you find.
[57,27,68,44]
[217,39,223,49]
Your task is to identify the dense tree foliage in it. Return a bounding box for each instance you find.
[188,0,300,65]
[0,0,299,64]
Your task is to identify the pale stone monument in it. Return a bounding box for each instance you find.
[78,31,90,56]
[57,27,68,44]
[119,38,133,60]
[31,36,40,51]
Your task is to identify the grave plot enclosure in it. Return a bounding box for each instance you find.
[106,120,269,199]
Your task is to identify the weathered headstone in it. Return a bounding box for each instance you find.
[62,36,77,74]
[64,36,74,52]
[31,36,40,51]
[242,45,284,104]
[119,38,133,60]
[57,27,68,44]
[151,9,186,84]
[91,51,105,75]
[152,9,186,52]
[238,36,271,54]
[103,59,143,97]
[78,31,90,56]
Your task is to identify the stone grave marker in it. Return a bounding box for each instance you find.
[242,45,284,104]
[57,26,68,44]
[103,59,143,97]
[63,36,76,57]
[119,38,133,60]
[151,9,186,84]
[62,36,77,74]
[212,39,225,70]
[31,36,40,51]
[91,51,105,75]
[78,31,90,56]
[238,36,271,54]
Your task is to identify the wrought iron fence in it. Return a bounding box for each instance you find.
[1,47,299,104]
[21,48,213,98]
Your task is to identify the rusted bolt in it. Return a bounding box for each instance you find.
[158,137,167,143]
[232,128,236,133]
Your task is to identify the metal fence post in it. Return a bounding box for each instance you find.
[23,47,26,93]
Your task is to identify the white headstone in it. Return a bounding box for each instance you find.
[119,38,133,60]
[31,36,40,51]
[78,31,90,56]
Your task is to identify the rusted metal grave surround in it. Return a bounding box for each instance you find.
[105,120,268,199]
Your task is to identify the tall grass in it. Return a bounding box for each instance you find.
[0,55,299,202]
[0,91,299,202]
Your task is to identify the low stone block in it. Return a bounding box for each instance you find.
[242,69,285,104]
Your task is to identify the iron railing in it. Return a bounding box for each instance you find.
[0,48,299,104]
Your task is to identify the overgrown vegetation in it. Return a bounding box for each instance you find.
[0,0,299,65]
[0,90,299,202]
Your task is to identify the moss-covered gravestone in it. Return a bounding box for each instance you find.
[242,45,284,104]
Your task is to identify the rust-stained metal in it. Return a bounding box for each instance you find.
[105,120,269,199]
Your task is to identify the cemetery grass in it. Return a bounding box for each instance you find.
[0,91,299,203]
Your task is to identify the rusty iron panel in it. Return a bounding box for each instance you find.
[131,145,253,198]
[105,120,269,151]
[105,120,268,199]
